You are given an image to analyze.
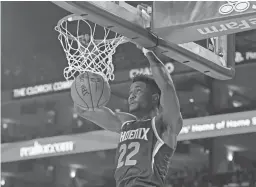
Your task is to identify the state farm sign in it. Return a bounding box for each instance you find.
[197,18,256,35]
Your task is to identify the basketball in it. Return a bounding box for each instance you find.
[71,72,111,110]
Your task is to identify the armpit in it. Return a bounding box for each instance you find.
[162,131,177,150]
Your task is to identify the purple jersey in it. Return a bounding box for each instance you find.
[114,117,174,187]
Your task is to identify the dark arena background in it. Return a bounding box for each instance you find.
[1,2,256,187]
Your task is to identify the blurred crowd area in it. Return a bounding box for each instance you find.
[70,169,256,187]
[1,115,102,143]
[2,162,256,187]
[166,168,256,187]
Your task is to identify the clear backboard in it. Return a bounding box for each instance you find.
[52,1,255,80]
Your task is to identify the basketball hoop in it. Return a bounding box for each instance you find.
[55,14,128,81]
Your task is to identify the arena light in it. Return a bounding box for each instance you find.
[47,165,54,171]
[232,100,243,107]
[73,113,78,119]
[77,120,83,127]
[227,150,234,161]
[1,179,5,186]
[205,149,210,154]
[189,98,194,103]
[70,169,76,178]
[2,123,8,129]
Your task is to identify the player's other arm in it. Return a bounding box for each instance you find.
[75,104,136,133]
[143,49,183,147]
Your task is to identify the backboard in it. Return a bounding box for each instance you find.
[52,1,254,80]
[153,1,256,43]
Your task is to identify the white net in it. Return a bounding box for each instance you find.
[55,14,127,81]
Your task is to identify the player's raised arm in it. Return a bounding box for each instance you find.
[75,104,136,133]
[142,48,183,135]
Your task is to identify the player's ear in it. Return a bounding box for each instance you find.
[152,94,159,105]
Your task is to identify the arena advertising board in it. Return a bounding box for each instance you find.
[1,131,119,163]
[235,51,256,64]
[2,110,256,163]
[178,110,256,141]
[153,1,256,43]
[12,80,73,99]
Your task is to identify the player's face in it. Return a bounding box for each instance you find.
[128,81,152,113]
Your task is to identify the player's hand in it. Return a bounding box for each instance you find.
[142,48,153,56]
[136,45,156,62]
[74,103,102,114]
[136,45,153,56]
[74,103,85,114]
[137,46,160,64]
[136,44,143,51]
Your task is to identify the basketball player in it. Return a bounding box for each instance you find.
[75,47,183,187]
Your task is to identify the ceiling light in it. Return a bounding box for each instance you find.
[1,179,5,186]
[2,123,8,129]
[73,113,78,119]
[70,169,76,178]
[189,98,194,103]
[227,151,233,161]
[228,90,234,96]
[232,101,243,107]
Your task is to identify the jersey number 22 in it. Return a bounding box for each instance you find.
[117,142,140,168]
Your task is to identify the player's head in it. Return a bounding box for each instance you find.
[128,74,161,114]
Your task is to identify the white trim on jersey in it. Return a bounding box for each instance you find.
[151,117,164,171]
[151,117,164,144]
[121,119,151,129]
[121,120,136,129]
